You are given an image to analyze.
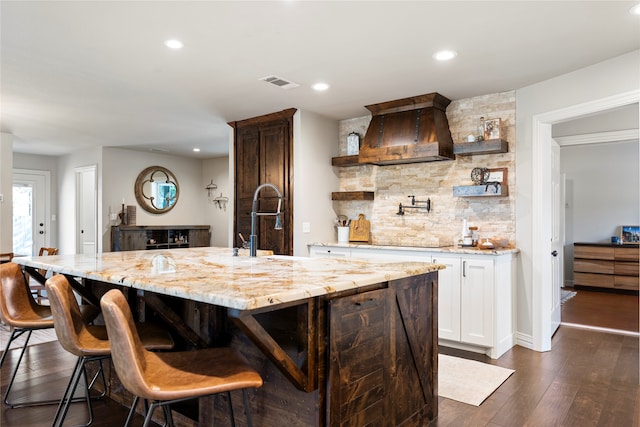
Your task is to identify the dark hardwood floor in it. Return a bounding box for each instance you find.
[0,342,154,427]
[2,326,639,427]
[561,287,639,333]
[432,327,639,427]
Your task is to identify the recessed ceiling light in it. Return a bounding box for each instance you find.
[312,82,330,91]
[193,148,200,152]
[432,50,457,61]
[630,3,640,15]
[164,39,184,49]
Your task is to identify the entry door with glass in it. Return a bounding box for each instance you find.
[13,170,50,256]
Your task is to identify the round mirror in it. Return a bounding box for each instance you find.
[134,166,179,214]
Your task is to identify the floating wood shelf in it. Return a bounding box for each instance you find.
[453,139,508,156]
[331,191,375,201]
[331,155,367,167]
[453,184,509,197]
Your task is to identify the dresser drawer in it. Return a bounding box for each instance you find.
[614,246,640,262]
[573,259,614,275]
[574,245,614,260]
[614,275,639,290]
[574,272,614,288]
[614,261,639,276]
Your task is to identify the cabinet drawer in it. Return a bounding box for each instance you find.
[574,245,614,260]
[614,261,639,276]
[614,275,639,290]
[573,259,613,275]
[614,246,640,262]
[574,272,614,288]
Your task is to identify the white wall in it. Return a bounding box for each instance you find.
[202,156,230,247]
[0,133,13,253]
[561,140,639,283]
[101,147,208,251]
[293,110,339,256]
[515,50,640,338]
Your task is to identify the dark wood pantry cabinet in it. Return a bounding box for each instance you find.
[229,109,295,255]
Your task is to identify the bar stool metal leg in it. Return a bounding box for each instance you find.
[2,328,62,407]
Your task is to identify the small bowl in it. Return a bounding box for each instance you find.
[480,239,495,249]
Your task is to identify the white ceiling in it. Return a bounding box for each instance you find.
[2,1,639,159]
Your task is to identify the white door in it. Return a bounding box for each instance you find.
[460,257,494,346]
[432,254,461,342]
[75,166,97,254]
[13,170,50,255]
[550,141,563,334]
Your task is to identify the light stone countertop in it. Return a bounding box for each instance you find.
[13,247,443,311]
[309,242,520,256]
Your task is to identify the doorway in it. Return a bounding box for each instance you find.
[75,165,97,255]
[532,90,640,351]
[12,170,50,255]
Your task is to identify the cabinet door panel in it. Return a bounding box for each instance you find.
[235,125,260,200]
[432,255,461,341]
[259,121,290,196]
[460,258,494,346]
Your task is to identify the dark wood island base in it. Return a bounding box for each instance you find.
[199,272,438,426]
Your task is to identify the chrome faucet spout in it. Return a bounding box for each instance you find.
[250,183,284,257]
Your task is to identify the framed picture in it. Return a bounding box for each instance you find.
[620,225,639,244]
[483,118,501,140]
[487,167,507,185]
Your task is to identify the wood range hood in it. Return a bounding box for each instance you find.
[358,92,454,165]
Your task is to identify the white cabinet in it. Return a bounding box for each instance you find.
[430,254,461,342]
[460,257,494,346]
[433,253,515,359]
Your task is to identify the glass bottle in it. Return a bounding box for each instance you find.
[477,117,485,141]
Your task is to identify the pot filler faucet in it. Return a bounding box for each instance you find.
[250,183,283,257]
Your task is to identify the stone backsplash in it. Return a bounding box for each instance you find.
[334,91,516,247]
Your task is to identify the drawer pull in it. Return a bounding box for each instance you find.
[355,298,377,307]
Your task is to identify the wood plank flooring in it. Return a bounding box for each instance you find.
[3,325,638,427]
[432,327,639,427]
[561,287,639,333]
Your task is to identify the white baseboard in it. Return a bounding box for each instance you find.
[515,332,534,350]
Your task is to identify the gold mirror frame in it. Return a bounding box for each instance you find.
[134,166,179,214]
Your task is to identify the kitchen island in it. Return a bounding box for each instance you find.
[14,247,443,426]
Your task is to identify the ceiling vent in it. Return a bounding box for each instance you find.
[259,75,299,90]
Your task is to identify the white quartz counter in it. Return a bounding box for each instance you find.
[309,242,520,256]
[13,247,443,311]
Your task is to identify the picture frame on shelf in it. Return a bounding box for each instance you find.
[620,225,639,244]
[483,118,501,140]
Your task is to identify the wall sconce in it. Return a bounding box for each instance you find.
[205,179,229,211]
[205,180,218,202]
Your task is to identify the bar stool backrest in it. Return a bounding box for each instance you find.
[0,262,50,326]
[45,275,108,357]
[100,289,149,397]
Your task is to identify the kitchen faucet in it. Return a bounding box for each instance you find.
[250,183,283,257]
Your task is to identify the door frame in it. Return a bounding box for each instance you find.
[531,89,640,352]
[13,169,51,253]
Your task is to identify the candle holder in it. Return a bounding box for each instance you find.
[118,203,128,225]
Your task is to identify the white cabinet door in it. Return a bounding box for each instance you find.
[460,257,494,346]
[432,254,461,342]
[309,246,351,258]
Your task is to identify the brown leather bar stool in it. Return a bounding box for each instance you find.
[0,262,99,408]
[100,289,263,427]
[45,275,175,427]
[30,247,59,303]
